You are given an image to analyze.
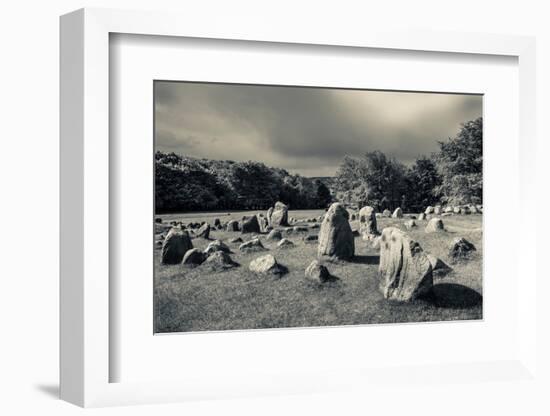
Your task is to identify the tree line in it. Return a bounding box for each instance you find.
[335,117,482,212]
[155,153,332,213]
[155,117,482,213]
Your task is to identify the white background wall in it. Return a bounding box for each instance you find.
[0,1,548,414]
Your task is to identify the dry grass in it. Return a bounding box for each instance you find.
[155,210,482,333]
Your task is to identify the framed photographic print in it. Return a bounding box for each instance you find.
[60,8,538,408]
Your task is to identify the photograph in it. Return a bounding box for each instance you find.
[153,81,483,333]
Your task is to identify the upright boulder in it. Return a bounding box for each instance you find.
[270,201,289,226]
[318,203,354,260]
[257,214,269,233]
[392,207,403,218]
[418,213,427,221]
[425,206,434,214]
[160,228,193,265]
[425,218,444,233]
[378,227,433,301]
[266,207,274,225]
[359,205,378,240]
[241,215,261,234]
[226,220,240,232]
[196,222,210,239]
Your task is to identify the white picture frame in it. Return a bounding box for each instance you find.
[60,7,537,408]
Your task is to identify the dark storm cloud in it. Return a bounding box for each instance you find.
[155,81,482,177]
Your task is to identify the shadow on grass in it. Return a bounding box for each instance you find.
[350,255,380,265]
[424,283,483,308]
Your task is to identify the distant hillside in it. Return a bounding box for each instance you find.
[155,152,333,213]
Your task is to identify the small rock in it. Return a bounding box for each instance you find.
[293,226,309,233]
[202,251,239,270]
[239,238,266,252]
[182,248,206,265]
[404,219,416,229]
[277,238,295,249]
[305,260,338,284]
[303,234,318,243]
[249,254,287,276]
[229,237,243,243]
[204,240,231,255]
[425,206,435,214]
[382,209,391,217]
[425,218,444,233]
[449,237,476,261]
[266,230,282,241]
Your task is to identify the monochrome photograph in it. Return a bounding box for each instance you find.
[153,81,483,333]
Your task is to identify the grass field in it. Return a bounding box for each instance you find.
[154,210,483,333]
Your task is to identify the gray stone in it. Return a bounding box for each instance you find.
[305,260,338,284]
[425,218,445,233]
[182,248,206,265]
[270,201,289,226]
[453,206,461,214]
[196,222,210,239]
[378,227,433,301]
[303,234,318,244]
[228,237,243,243]
[434,206,442,215]
[392,207,403,218]
[161,228,193,265]
[444,206,453,213]
[425,206,435,214]
[449,237,476,260]
[226,220,240,232]
[318,203,354,260]
[266,230,282,241]
[204,240,231,255]
[418,213,427,221]
[382,209,392,217]
[241,215,261,234]
[404,219,416,229]
[239,238,266,252]
[277,238,295,249]
[249,254,287,276]
[293,226,309,233]
[359,205,378,240]
[202,251,239,270]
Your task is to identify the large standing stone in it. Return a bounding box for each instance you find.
[241,215,261,234]
[378,227,433,301]
[359,205,378,240]
[270,201,289,226]
[449,237,476,260]
[160,228,193,265]
[249,254,287,276]
[196,222,210,239]
[425,218,444,233]
[392,207,403,218]
[226,220,240,232]
[318,203,355,260]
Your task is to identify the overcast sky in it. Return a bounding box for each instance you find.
[155,81,482,177]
